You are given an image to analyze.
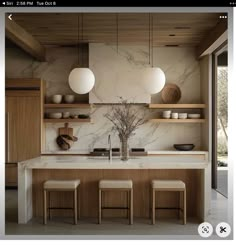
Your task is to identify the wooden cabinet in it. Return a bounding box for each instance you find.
[5,78,44,186]
[5,163,18,187]
[5,96,18,163]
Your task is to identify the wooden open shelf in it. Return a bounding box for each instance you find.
[44,103,91,108]
[44,118,91,123]
[150,119,206,123]
[148,104,206,109]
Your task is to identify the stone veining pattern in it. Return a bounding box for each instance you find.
[6,44,201,152]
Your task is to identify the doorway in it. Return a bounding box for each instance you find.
[212,46,228,198]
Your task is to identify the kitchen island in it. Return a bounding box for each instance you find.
[18,151,210,224]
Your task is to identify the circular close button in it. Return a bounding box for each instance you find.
[216,222,231,238]
[198,222,213,238]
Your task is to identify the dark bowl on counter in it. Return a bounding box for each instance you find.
[78,114,90,119]
[173,144,195,151]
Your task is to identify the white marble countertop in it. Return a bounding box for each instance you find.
[41,150,207,155]
[19,152,209,170]
[147,150,208,155]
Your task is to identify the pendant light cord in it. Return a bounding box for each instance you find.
[151,14,153,68]
[81,13,84,67]
[77,14,80,66]
[149,13,151,66]
[116,13,119,54]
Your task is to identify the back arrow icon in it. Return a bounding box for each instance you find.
[8,14,12,20]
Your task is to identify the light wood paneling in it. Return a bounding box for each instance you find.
[6,78,42,89]
[5,17,45,61]
[149,119,205,123]
[12,13,223,47]
[5,79,43,162]
[32,169,202,221]
[44,104,91,108]
[148,104,206,109]
[197,19,227,57]
[5,97,18,163]
[5,163,18,186]
[44,118,91,123]
[16,96,41,161]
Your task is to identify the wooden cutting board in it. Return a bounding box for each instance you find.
[58,123,73,137]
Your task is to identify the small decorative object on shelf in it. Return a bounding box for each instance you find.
[161,83,181,104]
[64,95,75,103]
[104,98,147,161]
[173,144,195,151]
[51,95,62,104]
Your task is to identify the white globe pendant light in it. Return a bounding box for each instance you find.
[142,67,165,94]
[69,68,95,94]
[68,13,95,94]
[142,13,166,94]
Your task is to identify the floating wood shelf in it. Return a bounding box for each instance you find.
[150,119,206,123]
[44,104,91,108]
[44,118,91,123]
[148,104,206,109]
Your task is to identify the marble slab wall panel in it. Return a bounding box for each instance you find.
[5,45,88,102]
[89,44,201,104]
[44,106,201,152]
[6,44,201,152]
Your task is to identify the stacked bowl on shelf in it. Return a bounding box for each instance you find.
[51,94,75,104]
[162,110,201,119]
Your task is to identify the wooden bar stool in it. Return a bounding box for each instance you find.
[98,179,133,225]
[151,179,186,225]
[43,179,80,225]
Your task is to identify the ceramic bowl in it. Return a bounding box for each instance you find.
[48,112,62,119]
[188,113,201,119]
[78,114,90,119]
[171,112,178,119]
[173,144,195,151]
[64,95,75,103]
[51,95,62,104]
[62,112,70,119]
[178,113,187,119]
[163,110,171,115]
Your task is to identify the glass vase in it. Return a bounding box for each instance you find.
[120,136,129,161]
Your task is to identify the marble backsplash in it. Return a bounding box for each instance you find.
[6,44,202,152]
[44,105,201,152]
[89,44,200,104]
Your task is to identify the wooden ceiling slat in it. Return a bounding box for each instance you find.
[11,13,224,47]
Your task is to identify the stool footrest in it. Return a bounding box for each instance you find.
[48,207,74,210]
[155,207,182,210]
[102,207,129,210]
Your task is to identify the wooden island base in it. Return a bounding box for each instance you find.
[32,169,204,221]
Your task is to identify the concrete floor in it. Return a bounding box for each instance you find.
[4,189,231,240]
[216,168,228,197]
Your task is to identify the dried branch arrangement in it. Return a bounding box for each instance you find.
[104,100,147,140]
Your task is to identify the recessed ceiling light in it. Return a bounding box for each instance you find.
[165,45,179,47]
[174,27,191,30]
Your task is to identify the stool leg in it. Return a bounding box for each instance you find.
[183,189,186,225]
[130,188,133,225]
[98,188,101,224]
[78,186,80,220]
[74,189,77,225]
[127,190,129,219]
[48,191,51,220]
[152,189,155,225]
[149,185,152,219]
[178,191,181,219]
[43,189,47,225]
